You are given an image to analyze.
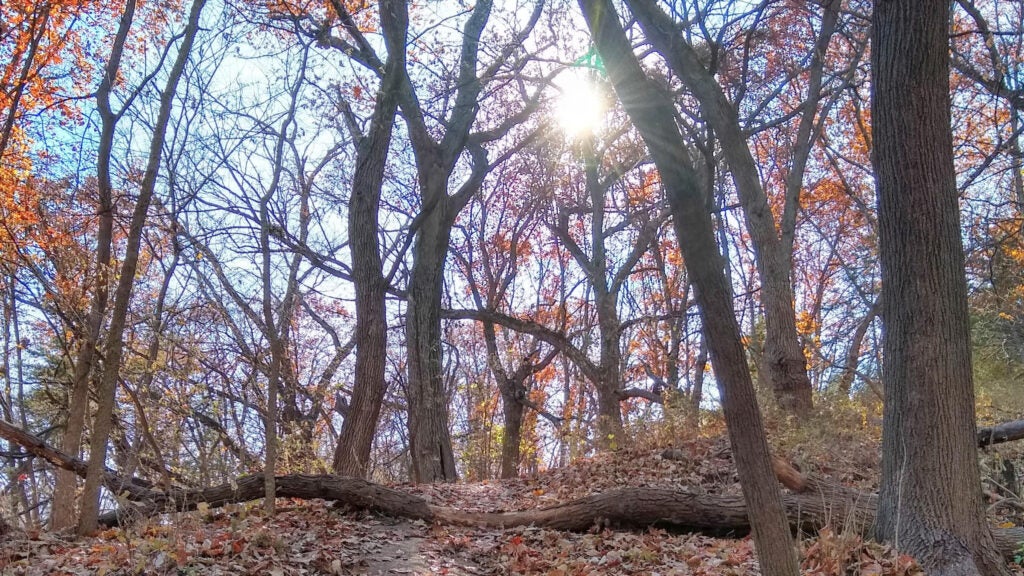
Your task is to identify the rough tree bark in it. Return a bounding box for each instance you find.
[872,2,1009,575]
[576,0,800,573]
[406,193,464,482]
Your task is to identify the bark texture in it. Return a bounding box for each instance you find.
[872,2,1009,574]
[406,196,461,482]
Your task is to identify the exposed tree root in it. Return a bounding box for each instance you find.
[3,418,1022,558]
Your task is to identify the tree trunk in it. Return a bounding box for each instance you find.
[587,139,625,447]
[871,2,1009,575]
[624,0,815,413]
[391,0,493,483]
[499,388,523,479]
[594,291,624,448]
[50,0,134,530]
[331,16,404,474]
[576,0,800,573]
[77,0,205,535]
[406,194,459,483]
[837,296,879,395]
[690,337,707,419]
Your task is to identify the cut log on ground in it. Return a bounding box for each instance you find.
[3,418,1022,559]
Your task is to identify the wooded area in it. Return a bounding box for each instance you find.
[2,0,1024,574]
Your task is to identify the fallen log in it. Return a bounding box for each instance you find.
[0,419,159,503]
[3,418,1022,559]
[979,419,1024,447]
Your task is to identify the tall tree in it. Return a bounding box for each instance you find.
[394,0,537,482]
[77,0,206,534]
[618,0,844,412]
[49,0,134,529]
[307,0,543,482]
[576,0,799,572]
[871,1,1008,574]
[330,0,406,479]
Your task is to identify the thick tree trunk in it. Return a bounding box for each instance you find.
[394,0,493,483]
[332,197,389,477]
[406,197,458,483]
[331,0,406,478]
[872,2,1009,575]
[576,0,800,573]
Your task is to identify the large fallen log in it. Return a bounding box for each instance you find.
[3,418,1022,559]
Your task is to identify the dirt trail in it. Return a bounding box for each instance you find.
[347,518,488,575]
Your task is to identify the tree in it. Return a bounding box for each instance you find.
[49,0,130,529]
[392,0,542,482]
[77,0,206,534]
[452,178,561,477]
[871,2,1009,574]
[330,0,405,479]
[576,0,799,573]
[546,134,668,447]
[304,0,544,483]
[618,0,847,412]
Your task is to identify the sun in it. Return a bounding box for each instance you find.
[554,71,607,139]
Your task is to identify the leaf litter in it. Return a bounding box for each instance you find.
[2,435,1016,574]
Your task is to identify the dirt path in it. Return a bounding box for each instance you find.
[344,518,489,575]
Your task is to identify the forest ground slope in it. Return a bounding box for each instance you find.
[3,421,1023,575]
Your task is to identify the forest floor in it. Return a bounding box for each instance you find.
[3,416,1023,575]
